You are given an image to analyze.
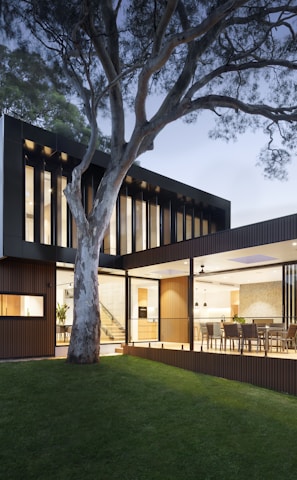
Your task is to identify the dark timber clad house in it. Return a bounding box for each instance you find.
[1,114,297,360]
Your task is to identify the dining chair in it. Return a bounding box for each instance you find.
[206,322,223,350]
[199,323,208,350]
[280,324,297,352]
[223,323,240,351]
[268,323,285,352]
[240,323,263,353]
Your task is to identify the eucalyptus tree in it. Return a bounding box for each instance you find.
[4,0,297,363]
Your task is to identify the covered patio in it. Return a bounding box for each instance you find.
[124,215,297,356]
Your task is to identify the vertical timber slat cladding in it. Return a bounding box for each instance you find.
[123,346,297,396]
[123,213,297,270]
[160,276,188,343]
[0,258,56,359]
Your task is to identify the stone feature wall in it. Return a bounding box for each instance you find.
[239,281,282,320]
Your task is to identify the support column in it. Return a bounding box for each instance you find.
[158,279,161,341]
[188,258,194,351]
[125,271,129,344]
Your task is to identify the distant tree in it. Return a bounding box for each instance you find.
[0,44,110,147]
[2,0,297,363]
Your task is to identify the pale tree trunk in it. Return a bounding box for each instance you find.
[65,161,130,364]
[67,232,101,364]
[64,110,142,363]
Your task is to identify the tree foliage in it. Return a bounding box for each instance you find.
[0,44,90,142]
[4,1,297,171]
[0,43,111,148]
[1,1,297,363]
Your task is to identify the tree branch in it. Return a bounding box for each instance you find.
[135,0,247,125]
[137,88,297,158]
[184,58,297,100]
[85,0,125,154]
[152,0,179,55]
[188,94,297,122]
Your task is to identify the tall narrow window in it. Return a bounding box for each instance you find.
[202,218,208,236]
[41,170,52,245]
[25,165,34,242]
[162,203,171,245]
[176,208,184,242]
[186,210,193,240]
[149,201,160,248]
[135,198,147,251]
[58,176,68,247]
[211,221,217,234]
[194,213,201,237]
[61,177,68,247]
[120,194,132,254]
[104,204,117,255]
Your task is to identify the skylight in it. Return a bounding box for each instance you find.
[229,254,277,264]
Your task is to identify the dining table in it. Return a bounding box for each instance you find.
[257,324,285,354]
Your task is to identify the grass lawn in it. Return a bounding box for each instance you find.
[1,355,297,480]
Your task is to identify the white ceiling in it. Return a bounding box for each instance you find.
[129,238,297,287]
[56,239,297,293]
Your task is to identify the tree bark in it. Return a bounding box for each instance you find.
[67,233,101,364]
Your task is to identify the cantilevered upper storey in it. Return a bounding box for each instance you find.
[0,115,230,267]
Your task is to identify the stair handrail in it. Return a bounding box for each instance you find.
[100,323,114,340]
[99,301,125,331]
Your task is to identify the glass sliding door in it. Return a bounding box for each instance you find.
[56,267,74,345]
[130,277,159,343]
[284,264,297,326]
[99,274,126,343]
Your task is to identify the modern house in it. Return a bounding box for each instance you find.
[1,114,297,360]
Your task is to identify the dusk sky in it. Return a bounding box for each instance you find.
[3,6,296,232]
[134,110,297,229]
[4,19,296,230]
